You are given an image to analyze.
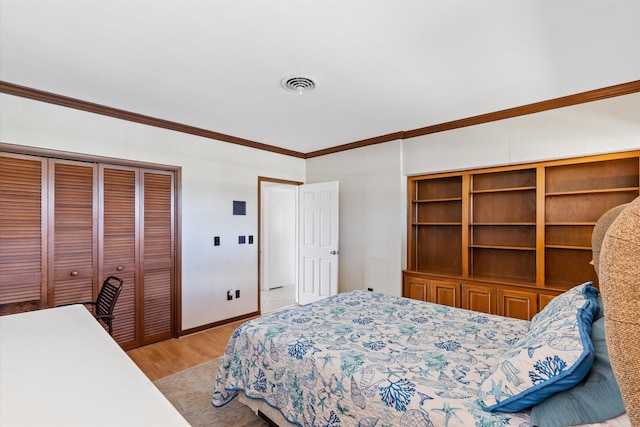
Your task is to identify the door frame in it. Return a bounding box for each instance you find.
[257,176,303,312]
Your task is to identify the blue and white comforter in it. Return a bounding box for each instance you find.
[212,291,531,427]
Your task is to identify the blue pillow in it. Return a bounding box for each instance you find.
[595,295,604,320]
[480,282,599,412]
[529,315,626,426]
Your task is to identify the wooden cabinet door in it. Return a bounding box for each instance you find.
[100,165,139,348]
[0,153,47,309]
[48,159,98,306]
[538,293,557,312]
[462,283,496,314]
[140,170,175,345]
[430,280,460,307]
[497,288,538,320]
[403,274,429,302]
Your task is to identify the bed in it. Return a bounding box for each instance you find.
[212,287,630,427]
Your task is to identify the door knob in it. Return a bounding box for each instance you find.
[116,266,124,271]
[70,271,78,277]
[330,250,339,255]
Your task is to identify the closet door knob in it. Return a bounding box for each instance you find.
[116,266,124,271]
[70,271,78,277]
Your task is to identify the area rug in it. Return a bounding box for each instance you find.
[153,358,267,427]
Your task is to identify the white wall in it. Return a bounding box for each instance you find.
[260,182,297,291]
[305,140,405,296]
[0,93,305,330]
[403,92,640,176]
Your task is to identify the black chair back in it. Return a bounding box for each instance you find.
[93,276,124,335]
[95,276,123,319]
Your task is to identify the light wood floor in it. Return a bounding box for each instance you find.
[126,318,253,381]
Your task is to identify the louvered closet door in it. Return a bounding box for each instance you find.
[140,169,175,345]
[0,153,47,307]
[49,159,98,306]
[100,165,139,347]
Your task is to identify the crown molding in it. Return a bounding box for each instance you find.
[2,79,638,160]
[307,80,640,158]
[0,81,306,159]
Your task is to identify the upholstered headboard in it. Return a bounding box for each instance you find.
[594,196,640,426]
[591,203,629,276]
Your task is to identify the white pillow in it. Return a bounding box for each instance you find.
[480,282,599,412]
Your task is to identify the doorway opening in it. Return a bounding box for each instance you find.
[258,177,302,313]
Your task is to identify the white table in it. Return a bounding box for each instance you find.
[0,305,189,426]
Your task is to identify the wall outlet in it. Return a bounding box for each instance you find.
[235,289,240,298]
[227,290,233,301]
[214,236,220,246]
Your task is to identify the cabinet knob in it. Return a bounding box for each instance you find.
[116,266,124,271]
[70,271,78,277]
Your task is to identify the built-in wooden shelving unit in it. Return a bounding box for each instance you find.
[404,150,640,320]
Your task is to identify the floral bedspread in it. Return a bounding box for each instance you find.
[212,291,531,427]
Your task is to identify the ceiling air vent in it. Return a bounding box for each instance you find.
[281,76,316,94]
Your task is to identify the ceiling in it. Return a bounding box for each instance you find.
[1,0,638,155]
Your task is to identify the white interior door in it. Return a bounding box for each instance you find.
[298,181,339,305]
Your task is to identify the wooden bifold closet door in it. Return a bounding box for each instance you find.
[140,169,175,346]
[100,164,138,348]
[99,165,176,348]
[0,153,47,309]
[0,152,177,349]
[48,159,98,307]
